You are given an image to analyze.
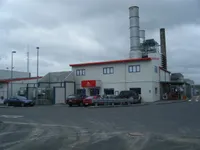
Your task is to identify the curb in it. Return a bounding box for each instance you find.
[155,100,187,105]
[87,103,149,109]
[0,106,7,108]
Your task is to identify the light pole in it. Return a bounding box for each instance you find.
[10,50,16,97]
[36,47,39,102]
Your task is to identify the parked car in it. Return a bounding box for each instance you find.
[116,90,141,104]
[4,96,35,107]
[66,94,87,107]
[83,95,101,106]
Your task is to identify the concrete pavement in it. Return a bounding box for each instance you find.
[0,100,200,150]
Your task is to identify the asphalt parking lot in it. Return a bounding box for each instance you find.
[0,98,200,150]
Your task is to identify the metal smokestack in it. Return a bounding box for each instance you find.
[160,28,167,69]
[129,6,142,58]
[139,30,145,43]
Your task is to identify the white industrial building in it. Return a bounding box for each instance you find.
[70,53,170,102]
[68,6,171,102]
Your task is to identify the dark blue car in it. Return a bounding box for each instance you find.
[4,96,35,107]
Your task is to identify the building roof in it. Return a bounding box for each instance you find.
[39,71,73,83]
[0,77,42,83]
[69,57,152,67]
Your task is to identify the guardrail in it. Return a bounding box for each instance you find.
[91,98,141,106]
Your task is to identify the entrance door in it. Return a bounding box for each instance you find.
[77,89,86,95]
[90,88,100,96]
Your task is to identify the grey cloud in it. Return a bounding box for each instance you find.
[0,0,200,83]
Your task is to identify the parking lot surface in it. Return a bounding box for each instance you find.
[0,99,200,150]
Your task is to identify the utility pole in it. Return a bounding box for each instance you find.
[36,47,39,102]
[10,50,16,97]
[27,45,30,77]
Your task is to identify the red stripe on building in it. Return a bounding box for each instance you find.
[70,58,152,67]
[0,76,43,83]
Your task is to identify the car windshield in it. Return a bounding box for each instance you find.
[86,96,94,99]
[68,95,76,98]
[16,96,27,100]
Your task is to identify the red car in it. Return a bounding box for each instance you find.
[83,95,100,106]
[66,94,87,107]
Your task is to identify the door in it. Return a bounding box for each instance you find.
[104,88,114,95]
[90,88,100,96]
[77,89,86,95]
[54,87,65,104]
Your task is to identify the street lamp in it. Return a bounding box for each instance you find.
[36,47,39,102]
[11,50,16,97]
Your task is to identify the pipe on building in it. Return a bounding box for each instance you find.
[160,28,167,70]
[129,6,142,58]
[139,30,145,43]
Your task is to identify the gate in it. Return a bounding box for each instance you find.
[53,87,65,104]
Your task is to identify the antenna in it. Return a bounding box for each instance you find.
[27,45,30,75]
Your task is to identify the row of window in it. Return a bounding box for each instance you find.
[103,67,114,74]
[76,65,141,76]
[76,69,85,76]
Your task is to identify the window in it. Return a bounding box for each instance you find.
[154,66,158,73]
[76,69,85,76]
[104,88,114,95]
[128,65,140,73]
[130,88,141,94]
[103,67,114,74]
[76,89,86,95]
[155,87,158,94]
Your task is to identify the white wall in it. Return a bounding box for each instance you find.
[71,56,171,102]
[54,87,65,104]
[72,61,154,84]
[72,60,163,102]
[7,79,38,98]
[65,82,74,98]
[0,83,8,99]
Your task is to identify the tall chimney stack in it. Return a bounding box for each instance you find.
[129,6,142,58]
[160,28,167,69]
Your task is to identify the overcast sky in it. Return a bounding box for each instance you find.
[0,0,199,83]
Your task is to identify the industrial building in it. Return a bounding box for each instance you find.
[0,69,44,103]
[68,6,169,102]
[0,6,195,104]
[67,6,195,103]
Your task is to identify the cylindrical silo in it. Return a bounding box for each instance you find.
[129,6,142,58]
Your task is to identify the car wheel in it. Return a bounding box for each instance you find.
[21,103,25,107]
[69,104,72,107]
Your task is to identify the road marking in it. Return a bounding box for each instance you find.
[0,115,24,118]
[2,121,85,129]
